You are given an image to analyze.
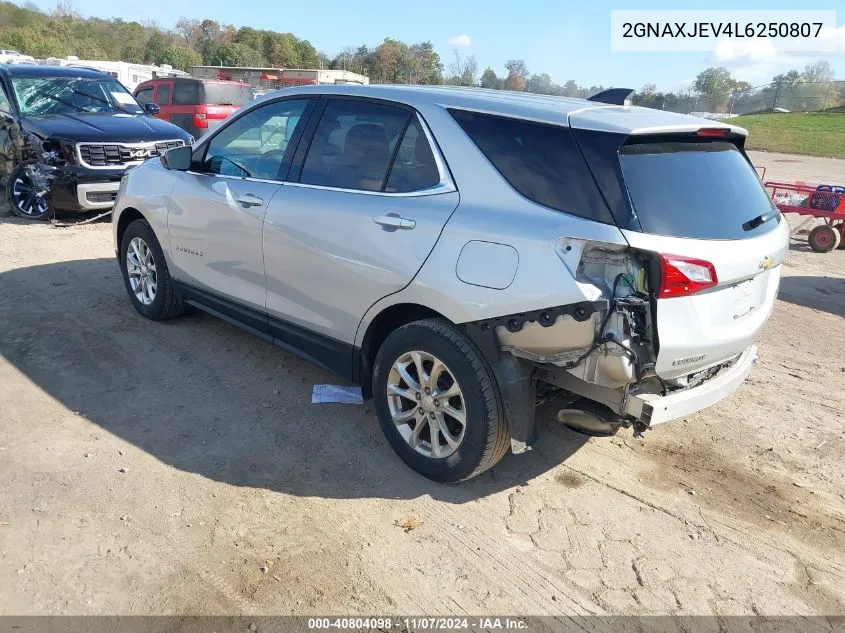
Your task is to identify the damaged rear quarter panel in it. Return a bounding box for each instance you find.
[354,195,629,349]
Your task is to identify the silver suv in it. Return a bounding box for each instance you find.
[113,85,788,482]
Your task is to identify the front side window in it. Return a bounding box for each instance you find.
[12,75,145,116]
[202,98,311,180]
[300,99,410,192]
[134,87,153,104]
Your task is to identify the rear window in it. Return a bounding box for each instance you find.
[619,141,779,240]
[449,109,613,224]
[202,82,252,106]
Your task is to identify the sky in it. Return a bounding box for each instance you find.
[26,0,845,91]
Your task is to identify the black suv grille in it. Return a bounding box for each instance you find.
[77,140,185,168]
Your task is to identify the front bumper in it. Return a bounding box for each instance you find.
[49,165,124,212]
[626,345,758,426]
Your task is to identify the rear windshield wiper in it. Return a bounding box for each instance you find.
[742,210,778,231]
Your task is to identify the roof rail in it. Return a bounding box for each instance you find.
[587,88,634,106]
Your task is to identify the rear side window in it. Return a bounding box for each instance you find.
[449,109,613,224]
[173,81,200,105]
[300,99,410,192]
[385,116,441,193]
[620,142,779,240]
[156,83,171,106]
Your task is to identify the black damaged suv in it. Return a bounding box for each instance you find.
[0,65,191,220]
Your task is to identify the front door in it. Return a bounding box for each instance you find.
[263,98,459,350]
[167,96,315,314]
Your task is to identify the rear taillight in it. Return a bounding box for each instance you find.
[696,127,730,137]
[192,112,208,128]
[658,254,718,298]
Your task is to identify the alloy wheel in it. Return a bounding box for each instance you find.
[386,350,466,458]
[126,237,157,305]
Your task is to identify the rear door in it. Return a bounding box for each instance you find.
[575,127,789,379]
[262,97,459,355]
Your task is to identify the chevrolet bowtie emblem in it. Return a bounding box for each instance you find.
[759,255,775,271]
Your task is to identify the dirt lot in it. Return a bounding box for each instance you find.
[0,156,843,619]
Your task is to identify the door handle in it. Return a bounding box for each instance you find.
[374,214,416,230]
[236,194,264,207]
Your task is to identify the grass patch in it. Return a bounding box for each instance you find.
[719,112,845,159]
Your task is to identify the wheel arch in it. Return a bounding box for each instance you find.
[356,302,448,399]
[115,206,148,251]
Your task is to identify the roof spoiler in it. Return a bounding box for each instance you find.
[587,88,635,106]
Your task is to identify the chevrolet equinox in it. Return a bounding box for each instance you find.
[113,85,788,482]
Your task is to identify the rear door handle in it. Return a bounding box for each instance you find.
[236,194,264,207]
[374,214,416,230]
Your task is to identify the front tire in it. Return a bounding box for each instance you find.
[120,219,186,320]
[7,164,51,221]
[372,319,509,482]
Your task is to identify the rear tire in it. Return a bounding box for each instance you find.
[372,319,509,482]
[120,219,186,320]
[808,224,840,253]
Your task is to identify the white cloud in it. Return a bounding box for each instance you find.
[448,34,472,48]
[707,25,845,76]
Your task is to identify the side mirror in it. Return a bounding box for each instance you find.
[144,102,160,116]
[161,145,192,171]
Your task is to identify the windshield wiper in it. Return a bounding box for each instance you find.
[742,210,778,231]
[70,88,133,113]
[30,91,88,113]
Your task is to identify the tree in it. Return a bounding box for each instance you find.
[175,18,203,49]
[160,45,202,71]
[479,67,501,90]
[143,31,172,65]
[801,61,833,83]
[502,59,528,91]
[693,67,735,98]
[526,73,553,94]
[447,50,477,86]
[215,42,265,67]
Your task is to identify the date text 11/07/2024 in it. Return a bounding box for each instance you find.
[307,617,529,630]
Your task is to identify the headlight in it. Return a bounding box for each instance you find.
[41,138,77,164]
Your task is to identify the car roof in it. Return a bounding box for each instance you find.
[0,64,111,79]
[261,84,747,137]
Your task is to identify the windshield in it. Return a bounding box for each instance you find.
[202,82,252,106]
[619,141,779,240]
[11,76,145,116]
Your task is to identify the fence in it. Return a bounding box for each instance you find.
[660,81,845,116]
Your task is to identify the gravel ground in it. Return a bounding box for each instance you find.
[0,154,843,619]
